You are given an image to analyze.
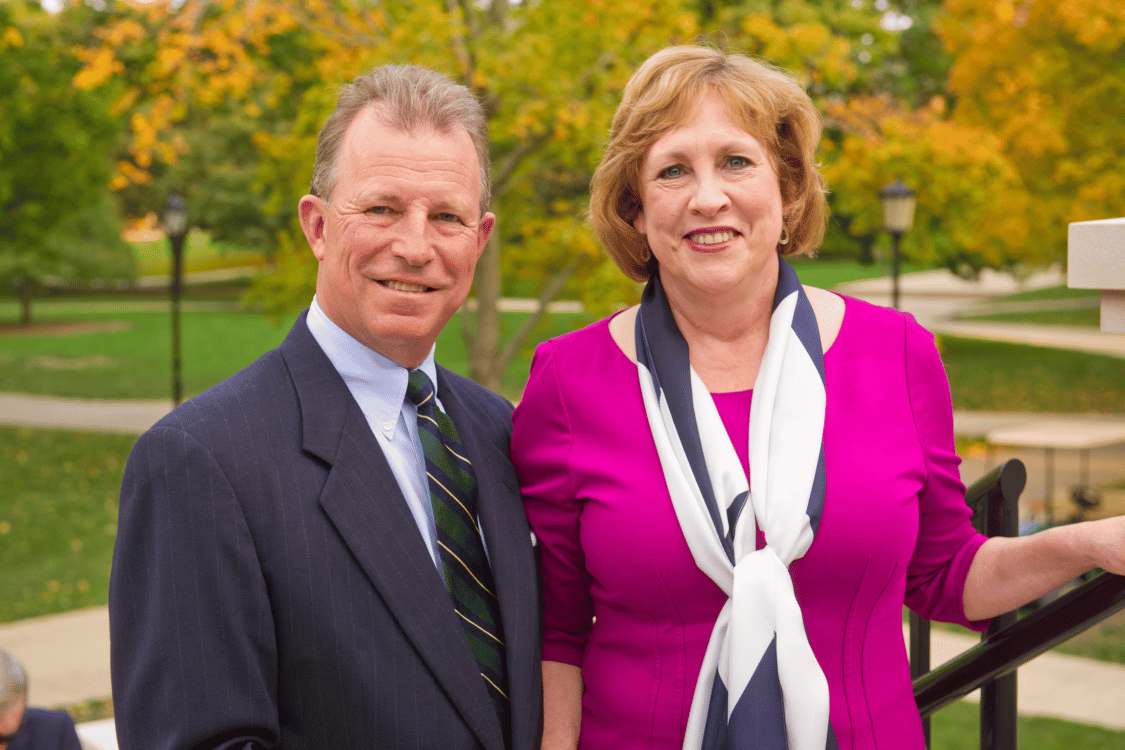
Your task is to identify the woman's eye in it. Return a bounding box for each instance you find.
[727,156,751,169]
[657,165,685,179]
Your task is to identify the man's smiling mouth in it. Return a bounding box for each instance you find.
[379,279,432,293]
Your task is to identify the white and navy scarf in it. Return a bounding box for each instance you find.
[635,258,837,750]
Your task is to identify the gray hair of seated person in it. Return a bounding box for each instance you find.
[0,650,28,715]
[308,64,492,215]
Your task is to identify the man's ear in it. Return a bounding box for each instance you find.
[298,195,329,261]
[476,212,496,260]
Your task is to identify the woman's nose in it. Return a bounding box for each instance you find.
[690,172,730,216]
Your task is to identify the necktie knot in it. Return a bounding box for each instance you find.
[406,369,435,409]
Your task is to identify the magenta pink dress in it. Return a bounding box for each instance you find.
[511,294,988,750]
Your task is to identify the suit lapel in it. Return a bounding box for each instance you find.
[280,315,504,750]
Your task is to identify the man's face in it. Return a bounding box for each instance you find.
[299,107,494,368]
[0,697,26,749]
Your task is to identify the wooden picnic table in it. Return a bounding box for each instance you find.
[986,420,1125,522]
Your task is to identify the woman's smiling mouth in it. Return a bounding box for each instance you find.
[686,229,737,245]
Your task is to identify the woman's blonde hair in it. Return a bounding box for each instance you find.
[589,45,827,281]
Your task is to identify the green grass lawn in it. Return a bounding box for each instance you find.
[989,286,1099,303]
[0,426,133,623]
[439,310,591,399]
[931,700,1125,749]
[0,302,296,400]
[130,230,268,276]
[975,307,1101,327]
[958,285,1102,327]
[3,297,1123,410]
[789,257,922,289]
[939,335,1125,413]
[0,297,588,402]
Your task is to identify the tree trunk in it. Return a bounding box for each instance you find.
[18,280,33,327]
[465,236,578,396]
[467,229,503,391]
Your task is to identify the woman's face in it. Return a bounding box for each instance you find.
[634,93,784,304]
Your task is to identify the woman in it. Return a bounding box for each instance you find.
[511,45,1124,750]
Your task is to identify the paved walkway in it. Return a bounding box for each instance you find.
[0,607,110,708]
[0,393,172,434]
[3,267,1125,743]
[903,623,1125,732]
[836,268,1125,359]
[929,320,1125,359]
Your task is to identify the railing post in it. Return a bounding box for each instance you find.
[977,461,1024,750]
[910,460,1025,748]
[909,611,932,748]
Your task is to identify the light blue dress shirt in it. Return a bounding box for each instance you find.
[305,297,443,568]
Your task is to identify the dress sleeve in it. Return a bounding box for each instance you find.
[902,317,990,630]
[511,341,594,666]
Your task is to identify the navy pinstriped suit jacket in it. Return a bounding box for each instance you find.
[109,311,542,750]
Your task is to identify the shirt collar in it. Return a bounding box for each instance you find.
[306,297,439,421]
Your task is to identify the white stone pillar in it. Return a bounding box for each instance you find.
[1068,217,1125,333]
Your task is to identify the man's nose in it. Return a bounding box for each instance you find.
[391,210,435,266]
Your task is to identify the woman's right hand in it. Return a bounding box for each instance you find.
[541,660,583,750]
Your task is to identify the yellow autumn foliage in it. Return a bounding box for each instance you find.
[72,46,123,90]
[939,0,1125,261]
[824,95,1032,272]
[2,26,24,49]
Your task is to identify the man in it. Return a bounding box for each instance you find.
[110,65,542,750]
[0,651,81,750]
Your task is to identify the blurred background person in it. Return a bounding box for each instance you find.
[0,650,81,750]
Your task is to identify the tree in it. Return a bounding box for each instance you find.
[822,95,1030,275]
[244,0,875,389]
[79,0,699,389]
[69,0,318,251]
[77,0,1040,391]
[0,1,133,325]
[937,0,1125,264]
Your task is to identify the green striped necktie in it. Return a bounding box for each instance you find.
[406,369,509,733]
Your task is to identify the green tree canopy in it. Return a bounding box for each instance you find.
[70,0,1108,390]
[0,0,133,325]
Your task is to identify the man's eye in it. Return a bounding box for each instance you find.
[366,206,391,215]
[435,212,462,223]
[657,165,685,179]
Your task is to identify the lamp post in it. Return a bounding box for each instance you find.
[162,193,188,406]
[880,178,917,310]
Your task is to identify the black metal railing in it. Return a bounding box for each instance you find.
[910,458,1125,750]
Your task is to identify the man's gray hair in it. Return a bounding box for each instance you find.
[309,64,491,215]
[0,650,27,715]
